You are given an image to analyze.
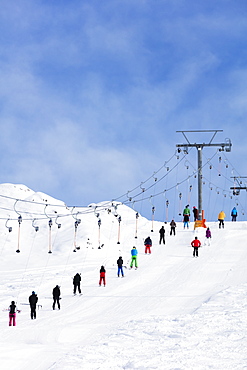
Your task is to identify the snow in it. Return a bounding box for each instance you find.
[0,184,247,369]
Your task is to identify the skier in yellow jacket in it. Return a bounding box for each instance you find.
[218,211,226,229]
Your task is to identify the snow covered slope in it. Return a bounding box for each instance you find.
[0,184,247,369]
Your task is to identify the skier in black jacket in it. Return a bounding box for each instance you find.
[29,291,38,319]
[159,226,165,244]
[73,273,82,295]
[170,220,176,235]
[52,285,61,310]
[117,256,124,277]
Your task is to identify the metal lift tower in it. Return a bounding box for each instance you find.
[176,130,232,220]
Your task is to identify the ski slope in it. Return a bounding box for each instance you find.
[0,184,247,369]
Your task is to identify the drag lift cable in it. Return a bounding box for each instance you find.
[32,219,39,232]
[0,219,13,257]
[5,218,13,233]
[218,155,222,176]
[149,196,155,232]
[55,216,62,229]
[121,150,191,204]
[135,210,139,239]
[117,215,121,244]
[14,200,22,253]
[48,218,53,254]
[97,218,101,249]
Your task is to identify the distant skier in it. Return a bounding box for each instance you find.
[205,227,212,246]
[193,206,198,221]
[183,205,190,229]
[159,226,165,244]
[117,256,124,277]
[231,207,237,222]
[99,265,106,286]
[183,205,190,217]
[183,214,190,229]
[191,236,201,257]
[52,285,61,310]
[130,247,138,269]
[144,236,152,254]
[29,291,38,319]
[218,211,226,229]
[170,219,176,235]
[73,273,82,295]
[9,301,20,326]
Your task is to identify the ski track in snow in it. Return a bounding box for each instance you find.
[50,284,247,370]
[0,194,247,369]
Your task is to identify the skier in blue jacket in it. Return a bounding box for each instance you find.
[130,247,138,269]
[231,207,237,221]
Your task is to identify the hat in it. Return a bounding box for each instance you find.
[32,291,35,294]
[133,246,136,249]
[11,301,15,304]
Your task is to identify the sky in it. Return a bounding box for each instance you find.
[0,0,247,220]
[0,185,247,369]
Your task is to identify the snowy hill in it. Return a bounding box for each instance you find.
[0,184,247,369]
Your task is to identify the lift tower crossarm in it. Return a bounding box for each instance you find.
[230,176,247,194]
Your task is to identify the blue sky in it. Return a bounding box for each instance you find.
[0,0,247,221]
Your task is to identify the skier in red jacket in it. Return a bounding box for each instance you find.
[191,236,201,257]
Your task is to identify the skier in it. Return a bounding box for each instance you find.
[29,291,38,319]
[130,247,138,269]
[9,301,20,326]
[191,236,201,257]
[183,214,190,229]
[144,236,152,254]
[159,226,165,244]
[99,265,106,286]
[205,227,212,246]
[73,273,82,295]
[183,205,190,217]
[170,219,176,235]
[52,285,61,310]
[183,205,190,229]
[231,207,237,222]
[117,256,124,277]
[218,210,226,229]
[193,206,198,221]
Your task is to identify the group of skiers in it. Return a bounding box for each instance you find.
[182,205,237,229]
[183,205,200,227]
[218,207,237,228]
[8,287,61,326]
[7,204,237,326]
